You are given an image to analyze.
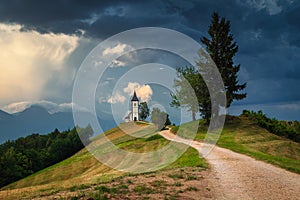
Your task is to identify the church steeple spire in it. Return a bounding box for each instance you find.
[131,90,139,101]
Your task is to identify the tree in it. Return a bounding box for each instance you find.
[171,66,213,122]
[201,12,246,108]
[171,12,246,123]
[139,102,150,121]
[151,108,169,130]
[171,66,203,121]
[165,114,171,127]
[0,147,32,187]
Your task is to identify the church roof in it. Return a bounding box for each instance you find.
[131,91,139,101]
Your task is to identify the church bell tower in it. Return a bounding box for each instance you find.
[131,91,139,121]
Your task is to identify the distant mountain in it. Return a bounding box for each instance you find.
[0,105,115,144]
[0,110,12,120]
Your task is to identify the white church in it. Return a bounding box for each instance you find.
[124,91,139,122]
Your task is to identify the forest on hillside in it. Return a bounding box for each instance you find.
[0,126,93,188]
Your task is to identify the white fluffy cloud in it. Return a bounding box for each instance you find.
[102,43,128,56]
[107,92,126,104]
[99,43,133,68]
[2,101,35,113]
[110,59,126,67]
[0,23,80,106]
[102,82,153,105]
[123,82,153,102]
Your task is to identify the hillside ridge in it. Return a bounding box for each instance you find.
[1,116,299,199]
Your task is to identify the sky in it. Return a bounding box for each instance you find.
[0,0,299,122]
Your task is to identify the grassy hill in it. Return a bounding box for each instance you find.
[0,122,205,199]
[172,115,300,174]
[1,116,300,199]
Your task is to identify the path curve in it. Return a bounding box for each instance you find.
[159,130,300,200]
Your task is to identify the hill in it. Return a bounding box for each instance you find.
[0,105,115,144]
[0,122,206,199]
[172,115,300,174]
[1,116,299,199]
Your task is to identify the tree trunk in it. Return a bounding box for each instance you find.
[192,111,196,121]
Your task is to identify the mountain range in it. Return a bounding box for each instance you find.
[0,105,115,144]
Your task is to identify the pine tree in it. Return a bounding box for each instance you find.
[201,12,246,108]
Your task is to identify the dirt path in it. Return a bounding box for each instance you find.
[159,130,300,200]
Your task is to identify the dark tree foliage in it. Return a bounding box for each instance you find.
[139,102,150,121]
[0,125,93,188]
[201,12,246,108]
[242,110,300,143]
[0,147,32,187]
[165,114,171,127]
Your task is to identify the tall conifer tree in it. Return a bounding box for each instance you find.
[201,12,246,108]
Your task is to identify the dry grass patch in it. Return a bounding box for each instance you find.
[0,167,213,199]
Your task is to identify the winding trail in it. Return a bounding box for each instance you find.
[159,130,300,200]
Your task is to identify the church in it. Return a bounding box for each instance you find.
[124,91,139,122]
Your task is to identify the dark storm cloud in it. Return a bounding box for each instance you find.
[0,0,296,38]
[0,0,295,44]
[0,0,248,38]
[0,0,299,118]
[286,4,300,30]
[0,0,133,34]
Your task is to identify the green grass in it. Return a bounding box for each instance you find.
[173,182,183,187]
[165,147,207,169]
[168,173,184,179]
[116,134,170,153]
[172,115,300,174]
[133,184,154,194]
[150,180,168,187]
[186,175,197,180]
[1,122,206,198]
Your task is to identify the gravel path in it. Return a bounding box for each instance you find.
[159,130,300,200]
